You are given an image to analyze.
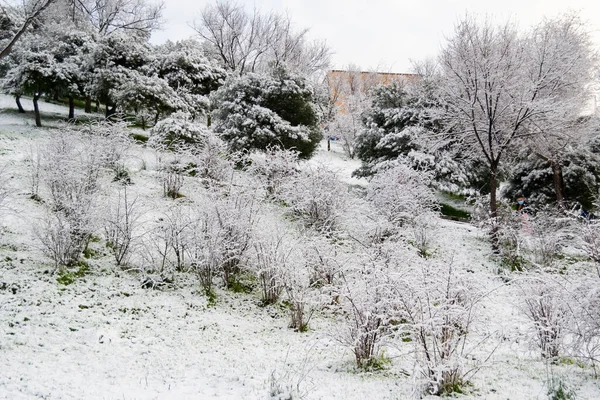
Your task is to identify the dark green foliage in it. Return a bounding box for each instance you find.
[56,261,89,285]
[505,144,600,210]
[440,203,471,220]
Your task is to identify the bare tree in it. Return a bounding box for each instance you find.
[521,14,595,207]
[0,0,57,60]
[66,0,164,36]
[192,0,330,76]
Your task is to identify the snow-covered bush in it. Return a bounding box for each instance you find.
[185,208,223,297]
[0,165,8,211]
[516,277,570,360]
[246,146,299,197]
[36,134,104,268]
[212,189,259,288]
[338,253,394,369]
[211,68,322,159]
[157,158,185,199]
[192,133,232,184]
[582,221,600,276]
[394,260,481,395]
[103,188,141,267]
[253,233,289,306]
[149,112,210,150]
[283,251,315,332]
[303,235,343,288]
[277,165,348,233]
[570,278,600,373]
[366,164,438,229]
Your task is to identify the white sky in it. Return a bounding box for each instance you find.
[151,0,600,73]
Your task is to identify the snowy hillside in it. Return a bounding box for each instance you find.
[1,95,599,400]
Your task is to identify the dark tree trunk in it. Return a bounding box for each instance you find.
[52,91,59,102]
[68,96,75,120]
[327,138,331,151]
[551,161,566,209]
[106,104,116,119]
[489,163,499,253]
[154,111,160,126]
[15,95,25,113]
[33,93,42,127]
[84,97,92,113]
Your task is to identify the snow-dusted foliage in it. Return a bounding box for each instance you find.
[112,72,184,128]
[151,39,226,118]
[277,164,348,232]
[366,164,438,228]
[86,31,152,116]
[36,133,105,268]
[570,278,600,372]
[103,187,141,267]
[504,145,600,210]
[252,230,290,305]
[210,188,260,287]
[211,68,322,159]
[192,133,233,183]
[246,146,300,197]
[395,260,481,395]
[338,251,395,369]
[148,112,210,150]
[515,277,570,360]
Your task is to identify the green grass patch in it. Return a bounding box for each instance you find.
[131,133,149,143]
[440,203,471,220]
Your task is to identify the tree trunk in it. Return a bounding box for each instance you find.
[52,91,59,102]
[550,161,566,209]
[84,97,92,113]
[106,104,116,119]
[15,95,25,113]
[489,164,499,253]
[68,96,75,120]
[33,93,42,127]
[154,111,160,126]
[94,100,99,112]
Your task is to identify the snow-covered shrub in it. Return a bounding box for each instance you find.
[393,260,481,395]
[303,235,343,288]
[516,277,570,360]
[528,211,572,270]
[246,146,299,197]
[149,112,210,150]
[192,133,232,183]
[158,158,185,199]
[337,249,397,369]
[582,218,600,277]
[278,165,348,233]
[79,121,132,170]
[103,188,141,267]
[253,233,289,306]
[494,205,528,272]
[282,251,315,332]
[185,209,222,297]
[37,134,103,268]
[26,146,41,200]
[366,164,438,229]
[211,68,322,159]
[0,165,8,211]
[212,189,259,288]
[570,279,600,373]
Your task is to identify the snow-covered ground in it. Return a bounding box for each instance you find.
[1,94,599,399]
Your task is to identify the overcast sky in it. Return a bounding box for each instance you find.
[150,0,600,73]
